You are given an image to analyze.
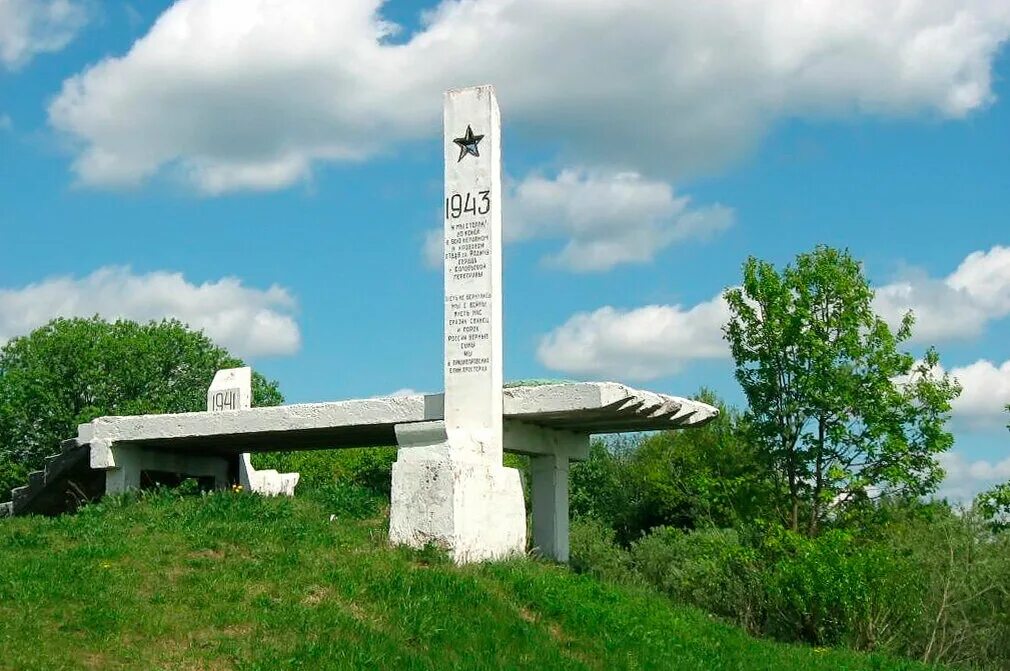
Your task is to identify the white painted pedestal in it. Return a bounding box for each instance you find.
[389,422,526,564]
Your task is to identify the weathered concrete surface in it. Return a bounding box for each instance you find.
[389,84,526,562]
[78,383,716,463]
[71,381,717,560]
[238,453,299,497]
[389,422,526,564]
[531,452,570,562]
[104,443,229,494]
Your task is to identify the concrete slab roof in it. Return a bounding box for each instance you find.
[77,382,718,459]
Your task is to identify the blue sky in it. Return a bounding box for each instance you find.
[1,0,1009,499]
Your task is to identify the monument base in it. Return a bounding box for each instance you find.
[389,422,526,564]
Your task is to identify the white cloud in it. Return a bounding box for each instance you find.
[874,246,1010,342]
[0,267,300,357]
[49,0,1010,192]
[0,0,87,70]
[538,245,1010,380]
[0,114,11,131]
[906,356,1010,427]
[937,451,1010,503]
[423,169,732,272]
[949,359,1010,429]
[537,294,730,380]
[422,227,444,270]
[509,169,733,272]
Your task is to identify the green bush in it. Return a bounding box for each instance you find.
[630,526,764,632]
[253,447,397,493]
[569,392,774,544]
[569,518,637,585]
[883,510,1010,668]
[761,528,919,649]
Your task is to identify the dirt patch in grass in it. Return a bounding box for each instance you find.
[301,585,330,606]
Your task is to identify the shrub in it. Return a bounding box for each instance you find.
[630,526,764,632]
[883,510,1010,668]
[761,528,919,650]
[254,447,398,493]
[569,518,637,584]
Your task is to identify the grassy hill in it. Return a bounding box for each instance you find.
[0,485,939,671]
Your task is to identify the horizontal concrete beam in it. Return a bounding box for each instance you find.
[80,383,717,468]
[503,421,589,460]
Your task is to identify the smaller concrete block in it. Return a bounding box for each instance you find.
[207,367,252,412]
[238,454,299,496]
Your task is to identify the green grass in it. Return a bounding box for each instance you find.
[0,485,940,671]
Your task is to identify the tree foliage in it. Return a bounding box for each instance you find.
[0,317,283,499]
[723,246,960,534]
[570,390,773,543]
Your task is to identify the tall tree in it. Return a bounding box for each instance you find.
[0,317,283,500]
[723,246,960,534]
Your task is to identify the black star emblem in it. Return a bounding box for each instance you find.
[453,125,484,162]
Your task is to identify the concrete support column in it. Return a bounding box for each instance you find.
[502,421,589,563]
[530,452,570,562]
[104,443,143,494]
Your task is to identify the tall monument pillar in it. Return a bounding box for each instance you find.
[389,85,527,563]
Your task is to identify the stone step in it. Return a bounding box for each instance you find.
[0,501,10,517]
[7,444,103,517]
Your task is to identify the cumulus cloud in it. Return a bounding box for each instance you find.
[538,245,1010,381]
[946,359,1010,428]
[937,451,1010,503]
[423,169,732,271]
[874,246,1010,342]
[509,169,733,272]
[0,0,87,70]
[49,0,1010,192]
[0,267,301,357]
[537,294,730,380]
[900,356,1010,427]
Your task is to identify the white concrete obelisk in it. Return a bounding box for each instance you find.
[389,85,526,563]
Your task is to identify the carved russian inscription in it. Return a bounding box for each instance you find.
[442,86,504,449]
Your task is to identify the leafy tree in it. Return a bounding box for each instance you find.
[570,390,773,543]
[723,246,960,534]
[623,391,775,532]
[0,317,283,500]
[974,405,1010,532]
